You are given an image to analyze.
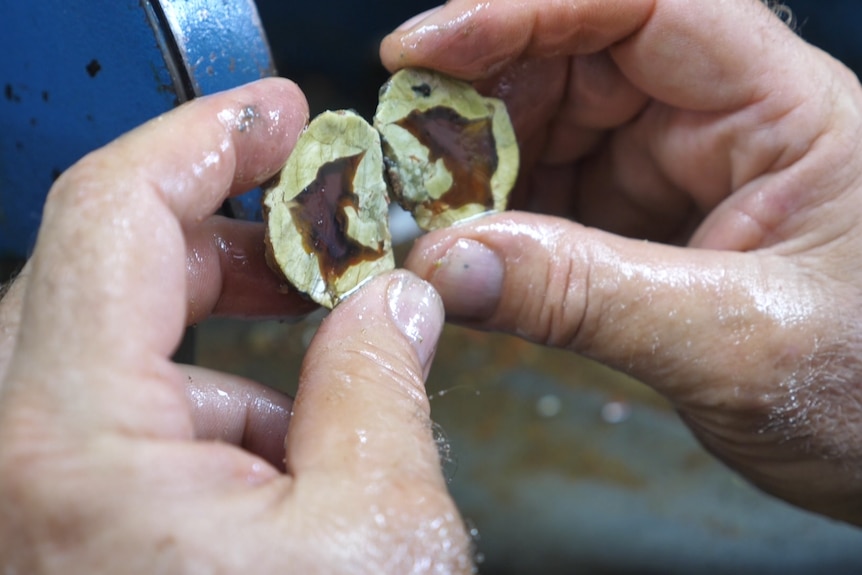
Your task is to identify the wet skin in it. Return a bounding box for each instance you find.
[0,79,472,573]
[383,0,862,525]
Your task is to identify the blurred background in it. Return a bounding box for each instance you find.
[4,0,862,572]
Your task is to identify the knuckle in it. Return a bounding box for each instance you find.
[0,407,67,562]
[47,152,111,205]
[509,243,589,351]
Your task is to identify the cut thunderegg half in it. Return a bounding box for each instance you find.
[263,109,394,309]
[264,68,519,308]
[374,67,519,231]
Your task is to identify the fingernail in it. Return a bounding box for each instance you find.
[396,5,443,31]
[431,239,503,320]
[387,272,444,370]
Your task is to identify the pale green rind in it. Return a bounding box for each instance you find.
[264,110,394,308]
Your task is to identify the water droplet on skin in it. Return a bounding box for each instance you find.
[236,105,259,133]
[268,109,281,136]
[191,150,221,178]
[431,421,458,483]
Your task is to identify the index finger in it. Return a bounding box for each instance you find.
[282,271,473,571]
[382,0,795,111]
[382,0,654,78]
[11,78,308,378]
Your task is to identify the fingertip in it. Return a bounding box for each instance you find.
[332,270,444,376]
[380,1,523,79]
[183,365,293,472]
[405,211,586,347]
[406,237,504,322]
[218,77,310,194]
[380,6,442,72]
[394,5,444,33]
[381,0,656,79]
[184,217,320,323]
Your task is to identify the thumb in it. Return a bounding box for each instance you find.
[282,270,473,572]
[406,212,862,522]
[286,270,448,485]
[404,212,823,409]
[381,0,654,79]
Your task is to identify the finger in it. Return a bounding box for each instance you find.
[475,52,645,165]
[403,212,822,406]
[19,77,307,364]
[406,213,862,523]
[182,365,292,472]
[383,0,794,110]
[285,271,446,485]
[575,119,697,242]
[282,272,471,572]
[5,78,308,437]
[283,271,472,571]
[185,216,318,324]
[382,0,654,79]
[539,52,647,164]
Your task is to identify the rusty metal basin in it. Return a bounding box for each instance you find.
[197,312,862,574]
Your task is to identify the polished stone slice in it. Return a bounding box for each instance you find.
[374,68,519,231]
[264,110,394,308]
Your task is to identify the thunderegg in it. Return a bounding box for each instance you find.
[263,110,394,309]
[374,68,519,231]
[264,68,519,309]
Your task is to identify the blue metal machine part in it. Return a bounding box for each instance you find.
[0,0,273,258]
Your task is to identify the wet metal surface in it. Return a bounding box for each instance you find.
[196,314,862,574]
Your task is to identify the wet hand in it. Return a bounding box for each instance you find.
[384,0,862,524]
[0,79,472,573]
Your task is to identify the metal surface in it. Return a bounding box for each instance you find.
[197,316,862,574]
[0,0,273,258]
[153,0,275,221]
[432,360,862,574]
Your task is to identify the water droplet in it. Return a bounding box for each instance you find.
[431,421,458,483]
[535,394,562,418]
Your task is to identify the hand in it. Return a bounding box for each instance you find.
[383,0,862,524]
[0,79,471,573]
